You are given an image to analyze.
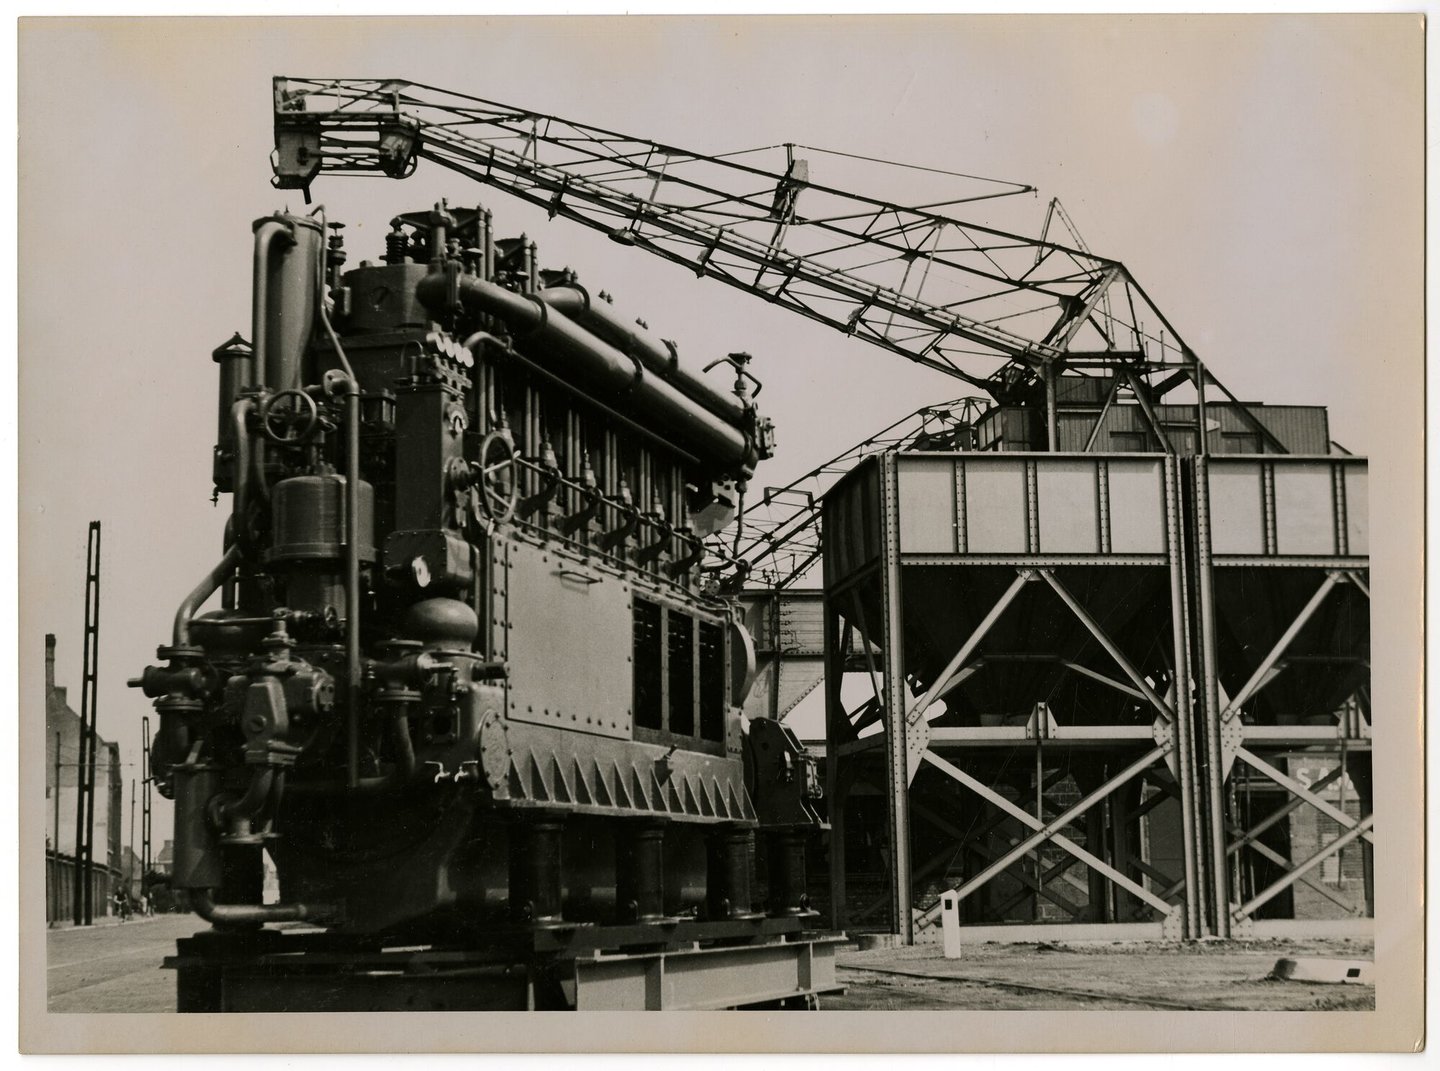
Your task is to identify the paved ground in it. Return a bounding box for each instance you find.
[48,917,1374,1013]
[827,936,1376,1011]
[47,914,203,1013]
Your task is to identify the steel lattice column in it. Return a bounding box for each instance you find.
[1190,455,1232,937]
[877,454,913,941]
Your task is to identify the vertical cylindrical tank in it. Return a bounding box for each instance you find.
[211,334,253,493]
[268,474,377,563]
[253,213,324,392]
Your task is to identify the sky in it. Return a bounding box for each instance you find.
[17,15,1424,846]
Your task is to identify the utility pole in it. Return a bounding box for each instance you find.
[141,715,152,877]
[72,521,101,925]
[128,778,136,898]
[51,730,60,926]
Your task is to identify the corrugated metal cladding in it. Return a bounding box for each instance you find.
[1159,404,1330,455]
[1002,403,1332,454]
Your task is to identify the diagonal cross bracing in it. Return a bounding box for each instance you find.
[1037,569,1175,722]
[1232,815,1374,921]
[1234,748,1375,845]
[917,747,1174,921]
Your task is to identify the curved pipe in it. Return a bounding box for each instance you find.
[247,215,304,507]
[191,888,334,926]
[230,398,255,539]
[538,284,746,425]
[214,767,275,829]
[173,544,243,648]
[418,272,758,474]
[251,220,291,387]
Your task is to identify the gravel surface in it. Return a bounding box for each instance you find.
[828,936,1376,1011]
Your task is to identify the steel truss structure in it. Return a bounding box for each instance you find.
[1190,454,1372,938]
[816,450,1368,943]
[273,77,1220,407]
[821,453,1200,940]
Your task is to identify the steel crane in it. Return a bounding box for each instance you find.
[269,76,1292,593]
[267,77,1248,421]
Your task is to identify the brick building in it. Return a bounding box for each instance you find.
[45,633,123,923]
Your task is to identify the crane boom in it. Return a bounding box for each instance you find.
[271,77,1200,400]
[723,398,991,590]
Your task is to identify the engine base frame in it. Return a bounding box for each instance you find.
[167,917,845,1012]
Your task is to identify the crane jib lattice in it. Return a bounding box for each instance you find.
[271,77,1202,400]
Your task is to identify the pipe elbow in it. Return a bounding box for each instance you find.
[416,270,545,333]
[414,270,445,314]
[213,768,275,826]
[174,544,242,647]
[191,888,335,926]
[536,282,591,317]
[251,219,292,270]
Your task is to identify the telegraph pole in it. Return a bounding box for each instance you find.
[128,778,136,899]
[51,730,60,926]
[72,521,102,925]
[141,715,152,878]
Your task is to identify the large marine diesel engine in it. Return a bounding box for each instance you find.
[133,202,831,1009]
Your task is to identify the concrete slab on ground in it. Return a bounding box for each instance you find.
[1271,957,1374,985]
